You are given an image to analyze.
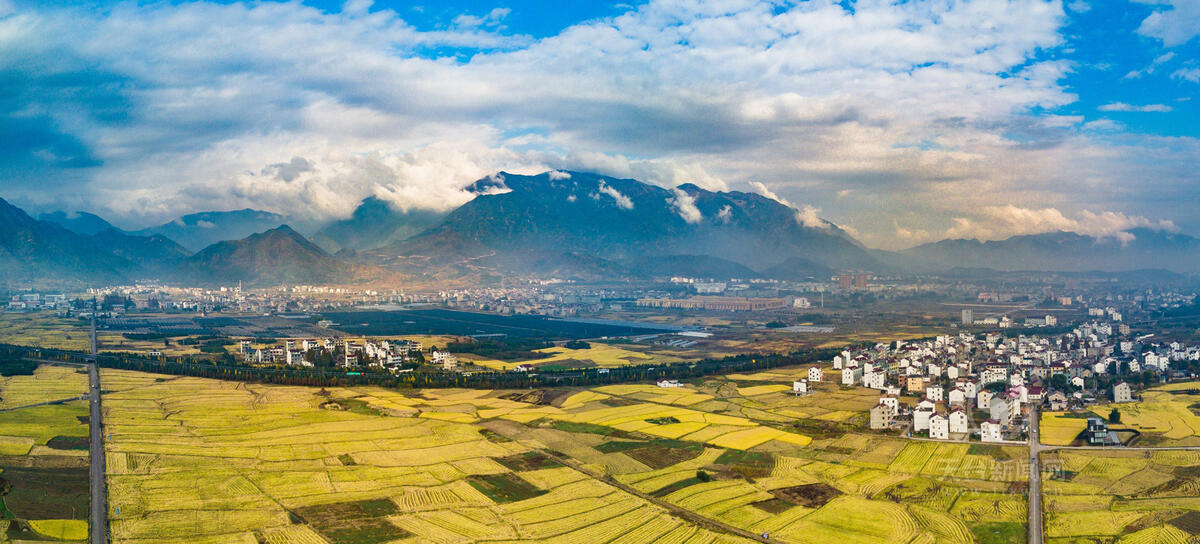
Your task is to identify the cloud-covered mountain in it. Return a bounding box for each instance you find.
[132,209,287,252]
[367,171,879,280]
[312,196,446,253]
[885,229,1200,273]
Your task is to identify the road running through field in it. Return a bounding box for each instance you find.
[88,316,108,544]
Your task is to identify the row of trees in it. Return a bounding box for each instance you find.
[0,340,838,390]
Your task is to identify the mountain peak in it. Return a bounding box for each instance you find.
[39,210,118,236]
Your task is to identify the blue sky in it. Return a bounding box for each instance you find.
[0,0,1197,248]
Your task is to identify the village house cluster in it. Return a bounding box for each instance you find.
[239,337,428,372]
[792,324,1200,443]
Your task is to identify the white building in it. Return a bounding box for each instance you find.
[926,384,944,403]
[863,371,887,390]
[980,420,1004,442]
[793,380,808,394]
[1113,382,1132,403]
[657,379,683,388]
[431,351,458,371]
[878,395,899,415]
[842,365,863,386]
[929,413,949,440]
[981,367,1007,385]
[948,409,970,434]
[808,367,823,382]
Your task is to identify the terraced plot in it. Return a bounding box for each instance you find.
[1043,449,1200,543]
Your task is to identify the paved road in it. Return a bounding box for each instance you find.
[1028,406,1043,544]
[88,316,108,544]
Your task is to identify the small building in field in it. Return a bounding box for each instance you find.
[980,420,1004,442]
[808,367,823,382]
[870,403,895,430]
[1113,382,1133,403]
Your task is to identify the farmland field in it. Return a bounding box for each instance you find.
[1044,381,1200,447]
[464,343,690,371]
[1039,412,1089,446]
[0,363,91,543]
[0,312,91,352]
[1093,382,1200,446]
[1043,449,1200,542]
[102,363,1030,544]
[100,369,755,544]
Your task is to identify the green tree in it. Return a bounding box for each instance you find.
[1109,408,1121,424]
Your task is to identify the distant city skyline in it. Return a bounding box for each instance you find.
[2,0,1198,249]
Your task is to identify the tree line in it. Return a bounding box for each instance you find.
[0,341,838,390]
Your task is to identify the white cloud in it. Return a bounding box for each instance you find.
[1136,0,1200,47]
[453,7,511,29]
[716,205,732,223]
[594,181,633,210]
[1099,102,1173,112]
[894,221,931,242]
[4,0,1198,247]
[1123,52,1175,79]
[944,205,1178,243]
[669,188,702,224]
[548,170,571,180]
[1174,68,1200,82]
[748,181,791,207]
[795,205,829,230]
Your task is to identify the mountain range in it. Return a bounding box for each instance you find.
[882,229,1200,273]
[365,171,878,280]
[4,170,1199,288]
[0,198,377,288]
[129,209,289,252]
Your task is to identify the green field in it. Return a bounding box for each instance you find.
[0,363,91,543]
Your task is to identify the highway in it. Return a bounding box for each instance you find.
[88,316,108,544]
[1028,406,1043,544]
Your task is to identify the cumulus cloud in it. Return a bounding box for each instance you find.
[1135,0,1200,47]
[593,181,633,210]
[2,0,1197,246]
[944,205,1179,244]
[1099,102,1173,112]
[669,188,702,224]
[548,170,571,180]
